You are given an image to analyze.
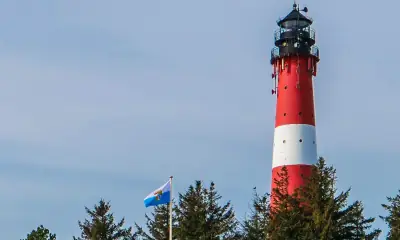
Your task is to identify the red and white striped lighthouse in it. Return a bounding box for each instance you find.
[270,3,320,204]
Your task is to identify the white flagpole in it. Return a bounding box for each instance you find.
[169,176,173,240]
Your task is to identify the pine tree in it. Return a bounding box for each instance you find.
[267,158,380,240]
[298,157,380,240]
[21,225,56,240]
[134,203,177,240]
[73,199,134,240]
[347,201,381,240]
[175,180,239,240]
[175,181,206,239]
[380,190,400,240]
[241,188,270,240]
[298,158,344,240]
[267,166,306,240]
[206,181,240,239]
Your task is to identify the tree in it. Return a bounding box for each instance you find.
[348,201,381,240]
[380,190,400,240]
[21,225,56,240]
[298,157,380,240]
[267,166,306,240]
[134,203,177,240]
[241,188,270,240]
[298,158,346,240]
[266,158,380,240]
[175,180,240,240]
[73,199,134,240]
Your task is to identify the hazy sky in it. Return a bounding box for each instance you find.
[1,0,399,239]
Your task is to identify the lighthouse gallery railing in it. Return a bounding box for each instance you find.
[271,45,319,60]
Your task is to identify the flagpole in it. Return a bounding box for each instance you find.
[169,176,173,240]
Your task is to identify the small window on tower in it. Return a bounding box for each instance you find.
[283,140,286,143]
[284,85,288,89]
[299,139,303,143]
[283,113,287,116]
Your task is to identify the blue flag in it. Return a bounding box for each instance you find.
[144,179,171,207]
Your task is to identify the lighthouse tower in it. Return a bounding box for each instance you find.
[270,3,320,204]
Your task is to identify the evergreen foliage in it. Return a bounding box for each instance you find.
[348,201,381,240]
[380,190,400,240]
[134,203,177,240]
[73,199,134,240]
[267,166,307,240]
[241,188,270,240]
[297,157,380,240]
[21,225,56,240]
[261,158,380,240]
[175,180,240,240]
[18,157,392,239]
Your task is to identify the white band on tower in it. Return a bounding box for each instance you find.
[272,124,317,168]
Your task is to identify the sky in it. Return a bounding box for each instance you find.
[0,0,399,239]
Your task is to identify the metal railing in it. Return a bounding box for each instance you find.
[310,46,319,58]
[274,27,316,42]
[270,45,320,60]
[271,47,279,59]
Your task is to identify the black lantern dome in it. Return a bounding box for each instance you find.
[270,3,319,63]
[277,4,312,29]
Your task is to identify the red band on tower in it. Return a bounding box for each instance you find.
[275,57,316,128]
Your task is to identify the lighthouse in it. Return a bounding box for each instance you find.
[270,3,320,204]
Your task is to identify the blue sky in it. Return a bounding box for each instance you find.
[1,0,398,239]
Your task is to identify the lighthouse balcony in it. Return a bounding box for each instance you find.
[274,27,316,46]
[270,45,319,63]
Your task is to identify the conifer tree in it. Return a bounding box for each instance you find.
[298,158,345,239]
[348,201,381,240]
[134,203,177,240]
[241,188,270,240]
[298,157,380,240]
[267,166,306,240]
[73,199,134,240]
[175,180,239,240]
[380,190,400,240]
[266,158,380,240]
[175,181,206,239]
[21,225,56,240]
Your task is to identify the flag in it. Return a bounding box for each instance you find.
[144,179,171,207]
